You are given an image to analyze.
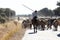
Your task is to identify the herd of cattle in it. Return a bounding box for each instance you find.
[22,18,60,33]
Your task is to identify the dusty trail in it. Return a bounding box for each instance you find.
[22,26,60,40]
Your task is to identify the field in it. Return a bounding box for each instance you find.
[0,20,26,40]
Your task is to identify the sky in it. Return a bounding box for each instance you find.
[0,0,59,15]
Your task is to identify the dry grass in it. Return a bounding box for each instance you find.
[8,21,26,40]
[0,20,26,40]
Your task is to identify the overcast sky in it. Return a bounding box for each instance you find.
[0,0,59,15]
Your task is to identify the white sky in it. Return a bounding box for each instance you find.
[0,0,59,15]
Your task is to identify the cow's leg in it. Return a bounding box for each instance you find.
[40,25,42,30]
[41,25,43,30]
[47,24,49,30]
[42,26,45,30]
[38,25,41,30]
[30,24,32,29]
[50,25,52,29]
[54,26,58,31]
[47,26,49,30]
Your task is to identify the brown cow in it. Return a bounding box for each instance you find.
[53,19,59,31]
[22,19,32,29]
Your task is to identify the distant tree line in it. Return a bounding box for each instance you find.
[0,8,16,23]
[53,2,60,16]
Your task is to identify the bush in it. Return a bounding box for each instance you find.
[0,18,5,23]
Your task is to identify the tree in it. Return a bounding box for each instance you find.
[57,1,60,6]
[53,1,60,16]
[0,8,16,23]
